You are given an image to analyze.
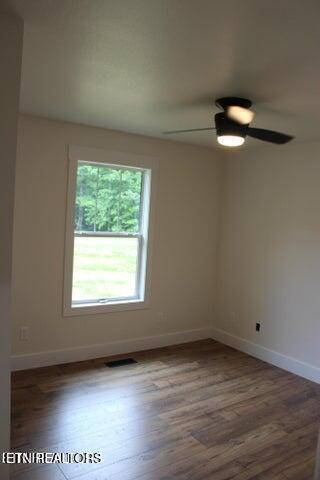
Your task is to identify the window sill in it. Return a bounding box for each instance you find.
[63,299,149,317]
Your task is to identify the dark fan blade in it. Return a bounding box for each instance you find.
[247,127,294,144]
[162,127,215,135]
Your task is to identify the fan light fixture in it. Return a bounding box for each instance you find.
[217,135,245,147]
[163,97,294,146]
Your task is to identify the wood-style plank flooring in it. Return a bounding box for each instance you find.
[11,339,320,479]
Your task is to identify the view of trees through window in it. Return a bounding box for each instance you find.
[72,162,145,303]
[75,163,143,233]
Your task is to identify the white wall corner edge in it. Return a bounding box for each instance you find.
[11,326,213,371]
[210,326,320,384]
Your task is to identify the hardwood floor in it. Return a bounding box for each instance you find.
[11,339,320,480]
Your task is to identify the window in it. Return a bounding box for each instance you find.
[64,146,156,315]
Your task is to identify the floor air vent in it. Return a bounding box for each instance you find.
[105,358,137,368]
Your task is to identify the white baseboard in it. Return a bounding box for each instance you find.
[11,325,320,384]
[210,326,320,384]
[11,326,212,371]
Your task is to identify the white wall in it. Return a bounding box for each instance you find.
[216,142,320,370]
[12,115,320,379]
[0,13,23,478]
[12,115,221,359]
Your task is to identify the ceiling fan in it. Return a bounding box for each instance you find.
[163,97,294,147]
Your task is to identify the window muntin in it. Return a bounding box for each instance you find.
[70,161,149,307]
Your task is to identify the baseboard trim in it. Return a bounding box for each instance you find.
[11,327,212,371]
[12,325,320,383]
[210,326,320,384]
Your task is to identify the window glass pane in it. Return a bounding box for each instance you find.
[72,236,139,303]
[75,163,143,233]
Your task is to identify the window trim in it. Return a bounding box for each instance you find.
[63,145,158,316]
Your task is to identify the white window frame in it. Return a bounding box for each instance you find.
[63,145,158,316]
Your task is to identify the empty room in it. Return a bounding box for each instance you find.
[1,0,320,479]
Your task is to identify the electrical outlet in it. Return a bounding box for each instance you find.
[229,312,236,325]
[157,311,166,322]
[255,322,261,332]
[20,326,29,341]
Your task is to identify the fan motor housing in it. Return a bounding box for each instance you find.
[215,97,252,110]
[215,113,247,139]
